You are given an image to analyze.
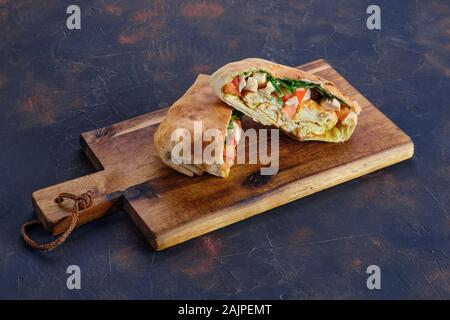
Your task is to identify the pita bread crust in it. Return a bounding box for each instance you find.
[154,75,233,177]
[210,58,360,142]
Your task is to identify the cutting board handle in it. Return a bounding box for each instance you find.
[31,171,124,235]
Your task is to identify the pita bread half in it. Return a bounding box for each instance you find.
[209,58,361,142]
[154,74,236,178]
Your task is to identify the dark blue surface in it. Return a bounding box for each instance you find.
[0,0,449,299]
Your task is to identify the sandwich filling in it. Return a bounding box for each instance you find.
[222,71,354,140]
[224,110,243,166]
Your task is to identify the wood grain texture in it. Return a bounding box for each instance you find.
[31,59,414,250]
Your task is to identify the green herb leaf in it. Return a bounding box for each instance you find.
[266,75,343,103]
[227,110,244,131]
[231,110,244,120]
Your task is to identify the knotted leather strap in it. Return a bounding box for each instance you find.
[21,191,93,251]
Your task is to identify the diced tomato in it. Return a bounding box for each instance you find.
[228,137,237,148]
[295,88,306,102]
[223,145,235,163]
[223,82,239,95]
[233,120,242,146]
[282,105,297,120]
[282,93,294,103]
[223,76,241,95]
[281,92,300,120]
[232,76,240,88]
[336,107,350,121]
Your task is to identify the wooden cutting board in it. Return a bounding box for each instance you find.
[32,59,414,251]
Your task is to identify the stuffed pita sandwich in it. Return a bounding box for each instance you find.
[210,58,360,142]
[154,75,242,178]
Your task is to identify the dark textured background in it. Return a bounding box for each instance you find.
[0,0,449,299]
